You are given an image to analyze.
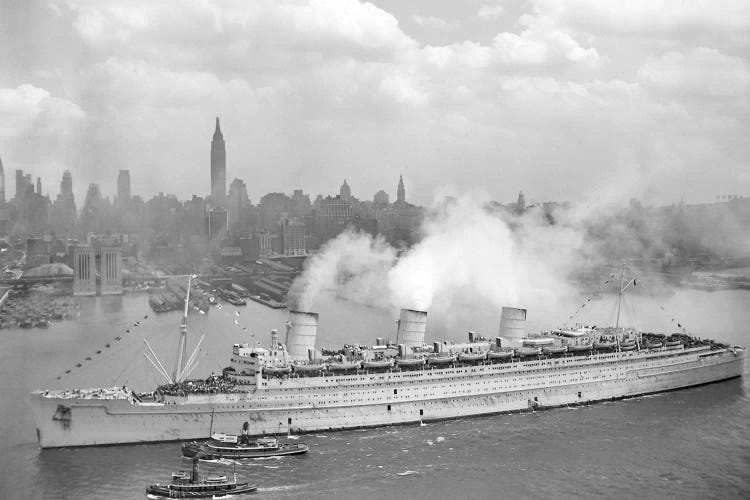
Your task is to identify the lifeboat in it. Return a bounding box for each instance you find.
[457,352,486,363]
[593,341,616,350]
[292,363,327,373]
[396,358,425,369]
[566,344,592,353]
[328,361,361,371]
[516,347,541,357]
[263,365,292,376]
[426,355,455,365]
[619,342,637,351]
[542,345,568,355]
[665,340,683,349]
[487,350,513,362]
[646,341,663,349]
[362,359,394,370]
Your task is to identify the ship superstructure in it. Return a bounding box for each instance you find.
[31,300,745,448]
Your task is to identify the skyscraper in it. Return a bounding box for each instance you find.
[339,179,351,202]
[0,156,5,204]
[211,117,227,207]
[117,170,131,202]
[60,170,73,199]
[396,174,405,204]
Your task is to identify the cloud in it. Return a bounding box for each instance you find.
[0,84,85,138]
[412,15,453,31]
[637,47,750,98]
[478,4,504,21]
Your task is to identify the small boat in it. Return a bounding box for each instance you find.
[263,365,292,376]
[487,350,513,361]
[292,363,327,373]
[146,456,258,498]
[620,343,637,351]
[328,361,361,371]
[457,352,486,363]
[542,345,568,355]
[566,344,592,353]
[37,317,50,328]
[427,355,455,365]
[593,341,616,350]
[666,340,683,350]
[646,341,663,349]
[19,317,33,328]
[396,358,425,368]
[182,433,308,460]
[362,359,394,370]
[516,347,541,357]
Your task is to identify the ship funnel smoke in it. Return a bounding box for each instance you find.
[396,309,428,351]
[286,311,319,360]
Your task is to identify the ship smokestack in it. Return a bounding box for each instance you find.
[499,307,526,346]
[396,308,428,352]
[287,311,319,360]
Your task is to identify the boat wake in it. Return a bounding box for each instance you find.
[396,470,420,476]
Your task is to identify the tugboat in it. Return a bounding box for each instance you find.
[182,423,308,460]
[146,456,257,498]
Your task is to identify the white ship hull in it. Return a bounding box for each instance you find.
[31,346,745,448]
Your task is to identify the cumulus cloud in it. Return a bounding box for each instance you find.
[0,84,85,138]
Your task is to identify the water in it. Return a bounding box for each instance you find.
[1,290,749,499]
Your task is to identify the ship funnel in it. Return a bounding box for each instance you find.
[396,308,428,351]
[499,307,527,343]
[286,311,319,360]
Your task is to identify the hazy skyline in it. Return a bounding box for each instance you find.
[1,0,749,206]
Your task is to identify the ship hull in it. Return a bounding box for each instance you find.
[32,346,745,448]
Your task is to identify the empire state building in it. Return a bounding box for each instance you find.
[210,117,227,207]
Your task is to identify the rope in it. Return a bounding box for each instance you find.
[564,273,616,326]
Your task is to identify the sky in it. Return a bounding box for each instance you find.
[0,0,748,207]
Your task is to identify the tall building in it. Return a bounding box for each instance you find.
[373,190,389,206]
[73,246,96,296]
[100,246,123,295]
[60,170,73,199]
[0,156,5,204]
[281,218,306,256]
[516,191,525,213]
[210,117,227,207]
[117,170,131,202]
[36,177,42,196]
[339,179,351,202]
[396,174,405,204]
[227,177,249,229]
[15,169,31,200]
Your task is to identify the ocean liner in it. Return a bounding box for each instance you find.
[30,275,746,448]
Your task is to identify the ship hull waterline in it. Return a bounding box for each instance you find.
[32,347,745,449]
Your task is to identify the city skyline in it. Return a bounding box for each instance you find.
[1,1,748,207]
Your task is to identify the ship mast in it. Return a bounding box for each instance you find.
[173,275,193,382]
[615,262,636,330]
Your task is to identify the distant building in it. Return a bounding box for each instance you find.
[281,218,306,256]
[373,190,389,206]
[516,191,525,213]
[36,177,42,196]
[210,117,227,207]
[206,207,228,241]
[396,174,406,204]
[339,179,352,202]
[227,178,249,229]
[0,156,5,204]
[117,170,131,202]
[317,195,353,240]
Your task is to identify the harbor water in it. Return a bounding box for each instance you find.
[1,290,748,499]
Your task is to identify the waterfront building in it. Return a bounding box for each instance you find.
[210,117,227,207]
[72,246,96,296]
[100,246,123,295]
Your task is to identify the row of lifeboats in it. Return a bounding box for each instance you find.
[261,339,686,375]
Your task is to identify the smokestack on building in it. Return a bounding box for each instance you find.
[396,308,428,351]
[499,307,527,347]
[286,311,319,360]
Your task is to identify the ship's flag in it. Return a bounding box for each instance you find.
[234,319,239,325]
[633,279,637,286]
[678,323,682,328]
[235,311,240,317]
